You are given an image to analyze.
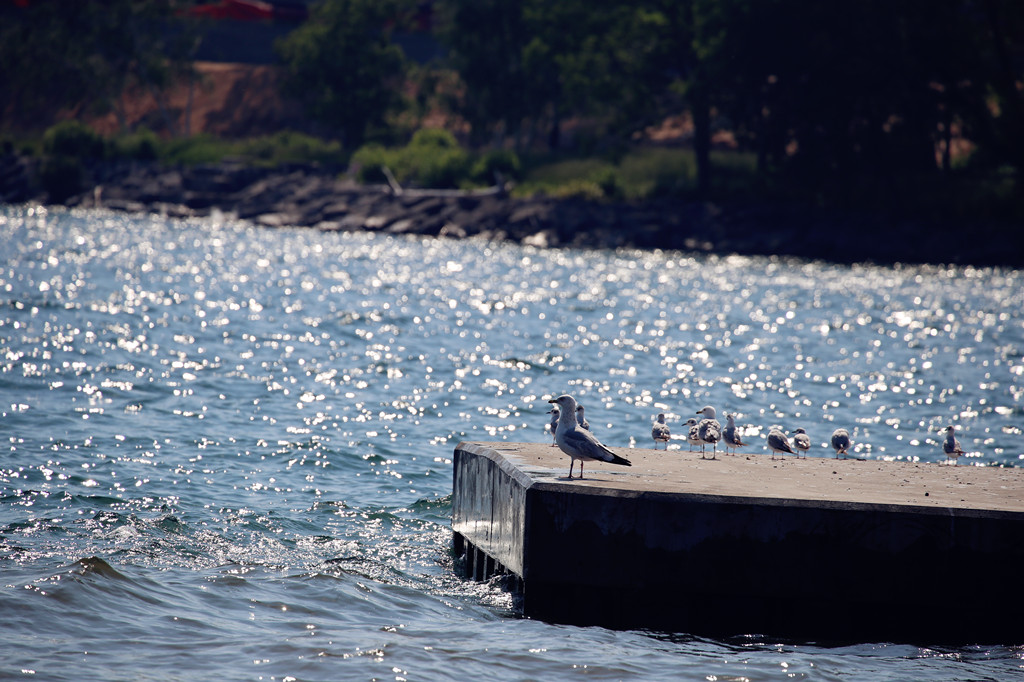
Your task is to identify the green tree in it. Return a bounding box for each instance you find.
[963,0,1024,172]
[435,0,530,146]
[276,0,408,148]
[438,0,670,151]
[0,1,195,134]
[522,0,668,150]
[653,0,1024,198]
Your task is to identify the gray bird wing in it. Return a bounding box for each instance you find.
[562,428,614,461]
[699,419,721,442]
[561,428,630,465]
[768,431,795,452]
[724,426,745,445]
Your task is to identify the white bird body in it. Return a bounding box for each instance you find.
[549,395,630,478]
[685,418,701,451]
[767,427,796,460]
[652,413,670,449]
[576,405,590,431]
[793,427,811,457]
[548,408,559,446]
[943,425,964,465]
[722,414,747,454]
[830,428,851,458]
[695,405,721,459]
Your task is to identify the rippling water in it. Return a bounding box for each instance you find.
[2,205,1022,680]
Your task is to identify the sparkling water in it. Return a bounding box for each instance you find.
[2,206,1021,680]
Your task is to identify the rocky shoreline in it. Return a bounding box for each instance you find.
[2,153,1020,267]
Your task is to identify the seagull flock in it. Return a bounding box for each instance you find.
[544,393,970,478]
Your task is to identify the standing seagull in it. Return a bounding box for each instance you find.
[575,404,590,431]
[685,418,701,452]
[548,394,631,479]
[942,425,965,465]
[722,414,748,455]
[767,427,797,460]
[547,407,559,446]
[792,427,811,458]
[652,413,671,450]
[695,406,722,459]
[830,428,851,459]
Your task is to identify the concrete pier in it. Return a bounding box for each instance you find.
[451,441,1024,642]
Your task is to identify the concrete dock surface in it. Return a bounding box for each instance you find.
[462,441,1024,512]
[452,441,1024,642]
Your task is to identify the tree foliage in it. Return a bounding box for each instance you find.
[276,0,407,148]
[435,0,1024,198]
[3,0,1020,209]
[0,0,196,133]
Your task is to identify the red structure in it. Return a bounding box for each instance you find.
[187,0,307,23]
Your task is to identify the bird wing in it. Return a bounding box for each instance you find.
[832,433,850,451]
[699,419,721,442]
[561,428,630,466]
[725,428,747,446]
[768,432,795,452]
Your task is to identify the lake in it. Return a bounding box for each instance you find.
[1,205,1021,680]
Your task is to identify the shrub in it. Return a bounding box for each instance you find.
[397,142,467,188]
[43,120,105,159]
[112,127,161,161]
[349,143,395,183]
[240,131,345,166]
[613,148,695,198]
[160,134,237,165]
[398,128,467,188]
[351,129,468,188]
[408,128,459,149]
[39,155,84,202]
[547,179,607,201]
[591,167,621,200]
[470,149,521,184]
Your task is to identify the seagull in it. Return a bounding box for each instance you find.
[652,413,670,450]
[722,414,747,455]
[548,394,631,479]
[767,427,797,460]
[576,404,590,431]
[695,405,721,459]
[830,428,851,459]
[942,425,965,465]
[792,427,811,458]
[547,407,559,446]
[685,418,701,452]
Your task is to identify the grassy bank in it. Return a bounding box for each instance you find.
[7,120,1022,225]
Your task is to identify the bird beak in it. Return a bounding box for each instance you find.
[548,399,557,404]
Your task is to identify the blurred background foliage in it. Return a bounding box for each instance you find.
[1,0,1022,218]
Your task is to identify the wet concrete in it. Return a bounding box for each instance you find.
[451,441,1024,642]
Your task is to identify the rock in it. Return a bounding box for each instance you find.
[439,223,467,239]
[255,212,299,228]
[385,218,418,234]
[522,230,556,248]
[3,153,1018,267]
